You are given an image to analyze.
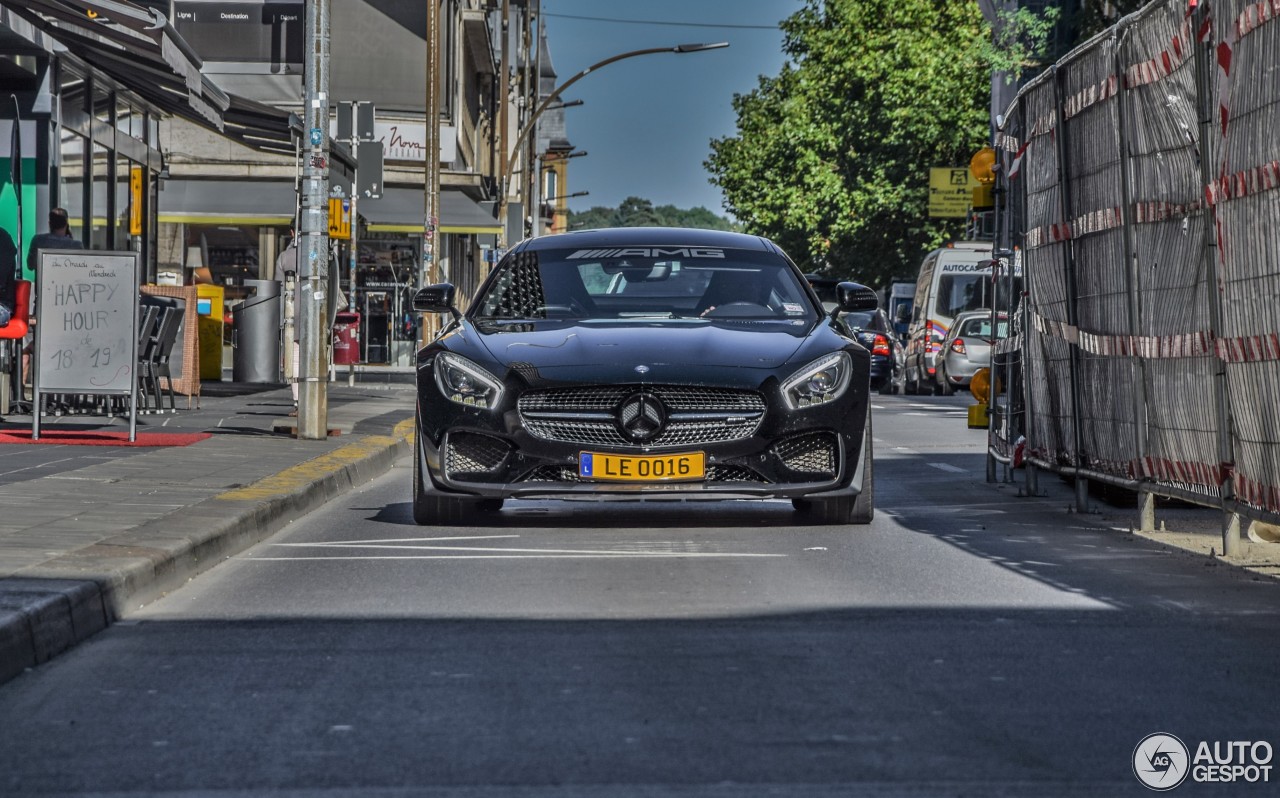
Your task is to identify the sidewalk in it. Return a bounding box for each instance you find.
[0,378,415,685]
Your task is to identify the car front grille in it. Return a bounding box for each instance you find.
[773,432,839,478]
[444,432,512,480]
[516,463,771,484]
[518,385,765,448]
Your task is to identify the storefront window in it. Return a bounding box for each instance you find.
[187,224,262,286]
[354,233,419,366]
[89,143,110,249]
[57,130,85,243]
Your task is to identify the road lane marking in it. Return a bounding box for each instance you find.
[268,541,785,557]
[928,463,967,473]
[281,535,520,546]
[249,553,787,561]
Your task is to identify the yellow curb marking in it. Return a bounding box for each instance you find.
[216,417,414,502]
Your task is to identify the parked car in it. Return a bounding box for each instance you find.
[935,310,1008,395]
[902,241,993,395]
[412,227,880,526]
[841,308,903,395]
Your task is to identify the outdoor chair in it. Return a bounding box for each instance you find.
[143,307,182,413]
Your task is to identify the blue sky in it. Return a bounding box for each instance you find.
[540,1,802,218]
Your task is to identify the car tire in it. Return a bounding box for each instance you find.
[793,410,874,525]
[903,365,918,395]
[878,377,894,395]
[411,422,494,525]
[935,369,954,396]
[911,370,926,396]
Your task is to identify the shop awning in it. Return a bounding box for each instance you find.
[361,187,502,235]
[10,0,230,129]
[156,179,296,225]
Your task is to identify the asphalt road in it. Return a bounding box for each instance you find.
[1,392,1277,797]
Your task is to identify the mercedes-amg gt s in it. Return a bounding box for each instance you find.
[411,227,879,525]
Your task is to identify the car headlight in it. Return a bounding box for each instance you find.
[434,352,504,410]
[781,351,852,410]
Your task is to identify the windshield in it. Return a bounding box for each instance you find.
[957,316,1009,339]
[842,310,888,332]
[474,247,818,322]
[936,273,1023,321]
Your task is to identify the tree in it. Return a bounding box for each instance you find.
[706,0,990,287]
[567,198,737,232]
[613,196,662,227]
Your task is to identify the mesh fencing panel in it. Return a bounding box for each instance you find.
[998,0,1280,519]
[1213,0,1280,514]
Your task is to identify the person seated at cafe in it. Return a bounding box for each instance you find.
[27,207,82,273]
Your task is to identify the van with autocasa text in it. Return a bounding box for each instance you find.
[902,241,994,395]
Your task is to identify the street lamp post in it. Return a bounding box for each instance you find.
[496,41,728,250]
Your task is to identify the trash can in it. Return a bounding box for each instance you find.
[333,311,362,365]
[232,279,282,383]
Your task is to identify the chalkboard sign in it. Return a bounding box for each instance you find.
[35,250,139,394]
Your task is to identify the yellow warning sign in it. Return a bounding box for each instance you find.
[928,167,981,218]
[328,198,351,240]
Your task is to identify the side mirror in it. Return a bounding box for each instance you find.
[836,281,879,313]
[413,283,458,315]
[894,303,911,323]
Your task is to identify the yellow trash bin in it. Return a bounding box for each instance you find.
[196,284,225,381]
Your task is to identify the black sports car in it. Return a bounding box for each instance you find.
[411,227,879,525]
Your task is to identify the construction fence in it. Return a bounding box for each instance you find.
[990,0,1280,534]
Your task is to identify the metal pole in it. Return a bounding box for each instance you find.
[298,0,330,439]
[496,0,511,250]
[1192,1,1239,556]
[1115,24,1152,529]
[348,168,358,387]
[422,0,441,347]
[1051,66,1089,513]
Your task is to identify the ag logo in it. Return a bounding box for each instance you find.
[1134,733,1190,791]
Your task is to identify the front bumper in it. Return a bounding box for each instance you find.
[416,374,869,502]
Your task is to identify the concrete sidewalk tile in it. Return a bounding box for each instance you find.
[0,578,109,681]
[0,387,413,684]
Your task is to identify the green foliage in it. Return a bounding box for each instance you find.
[705,0,990,287]
[982,6,1061,83]
[567,196,738,232]
[1070,0,1148,42]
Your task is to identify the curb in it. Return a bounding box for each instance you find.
[0,419,413,685]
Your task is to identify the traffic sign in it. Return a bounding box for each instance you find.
[928,167,980,218]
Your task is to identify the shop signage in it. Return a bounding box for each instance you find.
[172,1,305,66]
[329,120,457,164]
[33,250,141,439]
[328,198,351,240]
[928,167,980,218]
[129,167,143,235]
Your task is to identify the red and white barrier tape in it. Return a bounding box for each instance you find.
[1236,472,1280,514]
[1124,15,1195,89]
[1032,309,1280,364]
[1063,74,1119,120]
[1204,159,1280,205]
[1141,456,1227,489]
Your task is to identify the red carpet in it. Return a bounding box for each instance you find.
[0,429,212,447]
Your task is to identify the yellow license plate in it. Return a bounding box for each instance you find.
[579,451,705,482]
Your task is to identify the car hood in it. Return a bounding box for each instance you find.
[463,319,817,384]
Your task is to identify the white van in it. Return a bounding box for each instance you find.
[902,241,993,395]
